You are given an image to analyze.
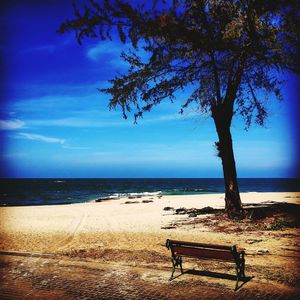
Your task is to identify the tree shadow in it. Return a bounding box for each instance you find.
[171,269,253,291]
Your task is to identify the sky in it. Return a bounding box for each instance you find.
[0,0,299,178]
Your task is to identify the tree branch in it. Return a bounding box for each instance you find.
[210,51,222,104]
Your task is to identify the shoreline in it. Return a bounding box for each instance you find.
[1,190,300,208]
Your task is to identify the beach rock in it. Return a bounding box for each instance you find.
[124,201,140,204]
[161,225,176,230]
[163,206,174,211]
[188,212,197,218]
[95,197,119,202]
[95,198,108,202]
[176,208,187,215]
[142,200,153,203]
[174,206,220,215]
[185,208,197,214]
[200,206,215,214]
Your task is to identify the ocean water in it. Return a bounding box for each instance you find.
[0,178,299,206]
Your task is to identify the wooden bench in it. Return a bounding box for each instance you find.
[166,239,246,290]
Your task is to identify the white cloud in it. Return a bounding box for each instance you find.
[86,41,131,60]
[24,111,200,129]
[6,92,110,116]
[0,119,25,130]
[62,144,90,150]
[86,42,130,69]
[87,43,114,61]
[28,117,128,128]
[18,133,65,144]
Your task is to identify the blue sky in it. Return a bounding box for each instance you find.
[0,1,299,178]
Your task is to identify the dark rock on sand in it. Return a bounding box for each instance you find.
[175,208,187,215]
[199,206,215,214]
[161,225,176,229]
[188,212,197,218]
[163,207,174,211]
[95,197,119,202]
[175,206,220,216]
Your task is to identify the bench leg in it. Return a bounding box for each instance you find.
[179,256,183,274]
[235,266,240,290]
[234,252,246,290]
[241,256,246,277]
[169,256,183,280]
[235,261,246,290]
[170,258,176,281]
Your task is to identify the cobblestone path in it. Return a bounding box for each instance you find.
[0,253,299,300]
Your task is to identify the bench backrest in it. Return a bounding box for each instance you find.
[166,239,241,262]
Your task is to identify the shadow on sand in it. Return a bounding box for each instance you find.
[171,269,253,291]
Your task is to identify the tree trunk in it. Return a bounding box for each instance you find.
[212,106,244,219]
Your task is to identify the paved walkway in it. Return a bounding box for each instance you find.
[0,252,299,300]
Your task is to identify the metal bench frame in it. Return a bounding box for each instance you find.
[166,239,245,290]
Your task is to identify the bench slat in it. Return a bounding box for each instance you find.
[168,239,233,251]
[172,246,235,261]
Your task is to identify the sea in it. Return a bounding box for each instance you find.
[0,178,299,206]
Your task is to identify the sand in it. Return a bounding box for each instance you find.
[1,192,300,296]
[0,192,299,252]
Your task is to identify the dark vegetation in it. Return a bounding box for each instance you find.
[163,202,300,232]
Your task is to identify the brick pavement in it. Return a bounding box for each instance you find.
[0,253,299,300]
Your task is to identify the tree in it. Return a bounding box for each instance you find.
[58,0,299,218]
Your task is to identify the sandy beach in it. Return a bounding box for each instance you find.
[1,192,300,298]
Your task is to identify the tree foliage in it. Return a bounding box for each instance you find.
[58,0,299,128]
[59,0,299,218]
